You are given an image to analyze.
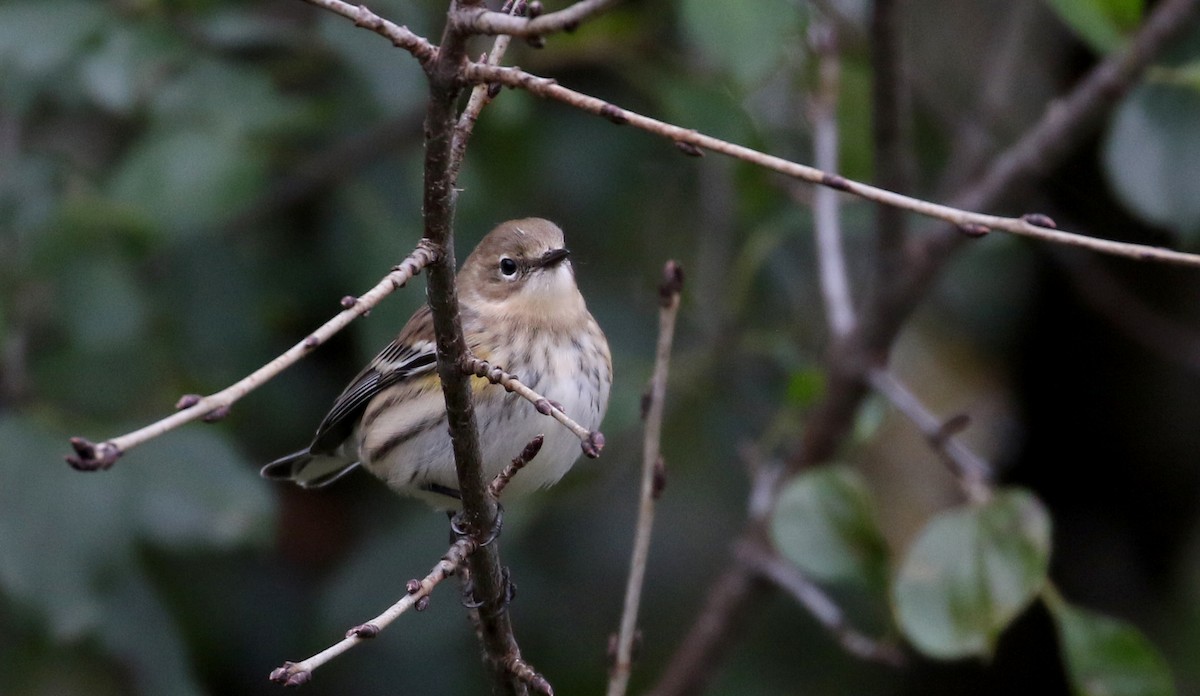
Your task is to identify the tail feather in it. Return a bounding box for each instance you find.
[261,450,361,489]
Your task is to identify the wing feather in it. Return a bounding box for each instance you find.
[310,305,437,454]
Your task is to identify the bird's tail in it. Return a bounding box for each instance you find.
[260,450,361,489]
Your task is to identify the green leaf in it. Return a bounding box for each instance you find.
[680,0,805,86]
[1145,60,1200,92]
[1051,600,1175,696]
[892,489,1052,659]
[1045,0,1144,53]
[1103,81,1200,241]
[56,255,149,352]
[771,465,888,586]
[108,127,267,235]
[0,0,109,78]
[785,368,826,407]
[0,415,274,637]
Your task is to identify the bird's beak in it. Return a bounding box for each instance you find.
[536,247,571,268]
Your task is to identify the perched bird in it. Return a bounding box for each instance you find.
[262,218,612,510]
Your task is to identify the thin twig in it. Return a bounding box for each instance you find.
[307,0,1200,269]
[607,261,684,696]
[736,539,905,667]
[455,0,620,38]
[466,60,1200,269]
[489,435,545,499]
[809,23,856,338]
[269,537,477,687]
[300,0,437,65]
[65,242,439,471]
[462,356,606,458]
[449,0,525,183]
[653,4,1200,692]
[866,368,992,503]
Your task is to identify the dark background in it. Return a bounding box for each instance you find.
[3,0,1200,694]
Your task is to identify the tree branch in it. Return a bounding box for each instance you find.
[269,537,477,686]
[418,2,530,693]
[809,23,856,338]
[463,356,605,457]
[735,539,905,666]
[465,62,1200,269]
[866,367,992,503]
[300,0,438,65]
[65,243,438,471]
[652,2,1200,692]
[608,261,684,696]
[455,0,620,38]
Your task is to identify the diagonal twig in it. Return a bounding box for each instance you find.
[866,368,992,504]
[449,0,526,183]
[736,539,905,666]
[65,242,439,471]
[455,0,620,38]
[462,355,606,458]
[465,61,1200,269]
[269,537,476,687]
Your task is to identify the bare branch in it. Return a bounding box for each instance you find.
[65,242,439,471]
[488,435,545,499]
[809,23,856,338]
[608,261,684,696]
[654,3,1200,691]
[418,3,529,692]
[866,368,992,503]
[269,538,476,687]
[466,62,1200,269]
[463,355,606,458]
[300,0,437,65]
[456,0,620,38]
[449,0,526,183]
[736,540,905,666]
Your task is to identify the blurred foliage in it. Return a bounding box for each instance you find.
[3,1,1200,695]
[1045,0,1144,53]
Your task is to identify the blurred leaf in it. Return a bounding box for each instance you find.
[56,255,149,352]
[836,55,875,182]
[892,489,1052,659]
[126,428,277,549]
[0,0,108,78]
[1045,0,1144,53]
[198,7,305,51]
[1146,60,1200,92]
[771,465,889,586]
[79,25,179,115]
[150,59,307,135]
[96,573,205,696]
[1050,600,1175,696]
[108,128,267,235]
[1103,82,1200,240]
[0,415,274,636]
[317,3,429,112]
[786,368,826,407]
[680,0,804,86]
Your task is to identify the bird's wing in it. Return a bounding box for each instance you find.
[309,305,438,454]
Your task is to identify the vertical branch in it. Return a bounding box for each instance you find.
[866,0,914,344]
[809,22,856,338]
[421,2,526,694]
[608,262,684,696]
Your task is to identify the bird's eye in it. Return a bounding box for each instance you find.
[499,257,518,277]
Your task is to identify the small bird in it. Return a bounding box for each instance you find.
[262,218,612,509]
